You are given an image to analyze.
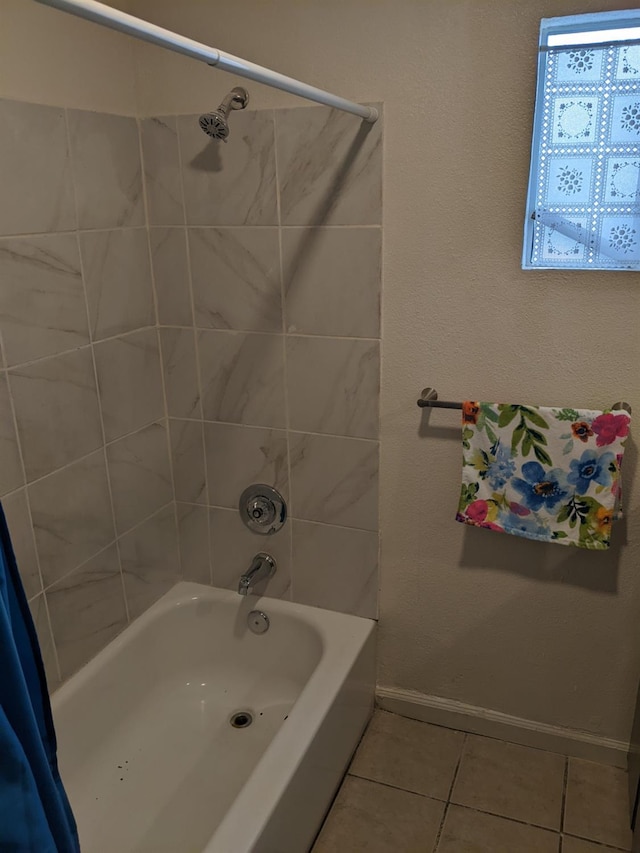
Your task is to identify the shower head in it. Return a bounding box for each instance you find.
[198,87,250,141]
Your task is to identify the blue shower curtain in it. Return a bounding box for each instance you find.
[0,505,79,852]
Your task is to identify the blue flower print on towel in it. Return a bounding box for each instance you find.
[512,461,569,512]
[498,509,551,540]
[486,443,516,490]
[567,449,614,493]
[457,403,631,550]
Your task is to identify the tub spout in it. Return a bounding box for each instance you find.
[238,553,276,596]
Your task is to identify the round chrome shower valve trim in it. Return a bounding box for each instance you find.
[239,484,287,535]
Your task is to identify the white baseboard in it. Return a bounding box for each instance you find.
[376,685,629,768]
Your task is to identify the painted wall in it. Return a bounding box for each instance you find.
[0,0,137,114]
[131,0,640,742]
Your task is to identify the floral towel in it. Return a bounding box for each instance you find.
[456,402,631,549]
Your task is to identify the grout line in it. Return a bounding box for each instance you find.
[560,755,569,833]
[181,223,383,230]
[153,417,380,445]
[432,732,467,852]
[4,325,159,373]
[22,111,90,672]
[175,116,213,587]
[375,109,384,624]
[0,337,50,608]
[272,107,295,602]
[560,832,629,851]
[38,501,175,596]
[345,771,449,804]
[137,114,182,580]
[3,417,169,500]
[288,515,378,534]
[432,802,450,853]
[63,103,133,625]
[160,326,381,343]
[0,225,150,240]
[38,538,116,595]
[71,238,129,622]
[40,590,62,686]
[203,503,378,535]
[447,732,466,801]
[442,801,563,834]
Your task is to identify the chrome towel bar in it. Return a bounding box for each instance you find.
[417,387,632,415]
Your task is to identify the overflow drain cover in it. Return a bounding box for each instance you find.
[230,711,253,729]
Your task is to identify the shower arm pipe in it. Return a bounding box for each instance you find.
[33,0,379,123]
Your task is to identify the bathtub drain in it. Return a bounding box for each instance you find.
[230,711,253,729]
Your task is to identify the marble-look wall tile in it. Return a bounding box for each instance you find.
[0,372,24,497]
[198,330,286,428]
[209,507,291,599]
[282,227,381,337]
[177,503,210,584]
[276,105,383,226]
[29,450,115,587]
[80,228,155,340]
[178,111,278,225]
[0,99,75,236]
[289,433,379,531]
[106,422,173,535]
[94,329,164,441]
[10,348,103,480]
[189,227,282,332]
[68,109,144,229]
[4,488,41,600]
[159,327,201,419]
[287,337,380,438]
[292,520,378,618]
[0,234,88,365]
[149,227,193,326]
[140,116,184,225]
[120,504,179,620]
[47,544,127,680]
[169,419,206,504]
[29,594,60,689]
[204,422,288,509]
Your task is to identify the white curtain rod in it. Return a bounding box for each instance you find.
[33,0,379,123]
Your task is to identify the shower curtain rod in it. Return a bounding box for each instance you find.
[33,0,379,123]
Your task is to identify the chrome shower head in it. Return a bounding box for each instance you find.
[198,87,250,141]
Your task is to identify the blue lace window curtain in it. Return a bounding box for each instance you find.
[523,11,640,270]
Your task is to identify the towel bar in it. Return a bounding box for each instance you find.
[417,387,632,415]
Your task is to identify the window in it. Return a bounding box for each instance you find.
[523,10,640,270]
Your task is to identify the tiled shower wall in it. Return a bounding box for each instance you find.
[142,105,383,617]
[0,98,183,688]
[0,97,382,689]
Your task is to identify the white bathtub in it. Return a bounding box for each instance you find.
[51,582,375,853]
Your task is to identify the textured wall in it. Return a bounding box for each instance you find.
[131,0,640,742]
[0,0,137,114]
[0,98,185,687]
[142,106,382,616]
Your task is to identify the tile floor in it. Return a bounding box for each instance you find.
[312,710,633,853]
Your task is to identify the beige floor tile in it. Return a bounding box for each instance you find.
[564,759,632,850]
[312,775,444,853]
[451,734,565,830]
[562,835,627,852]
[348,710,465,799]
[437,804,560,853]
